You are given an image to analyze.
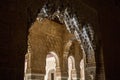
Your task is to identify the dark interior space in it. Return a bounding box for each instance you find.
[0,0,120,80]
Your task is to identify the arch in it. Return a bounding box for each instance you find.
[45,55,56,80]
[68,56,76,69]
[68,55,77,80]
[45,51,60,80]
[48,51,60,68]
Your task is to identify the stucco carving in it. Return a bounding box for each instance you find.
[25,2,98,80]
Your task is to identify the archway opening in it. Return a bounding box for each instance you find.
[68,56,76,80]
[45,52,59,80]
